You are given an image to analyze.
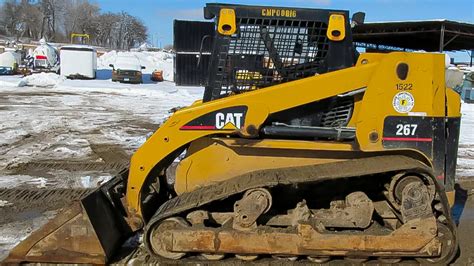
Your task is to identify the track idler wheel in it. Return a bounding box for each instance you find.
[233,188,272,230]
[149,217,189,260]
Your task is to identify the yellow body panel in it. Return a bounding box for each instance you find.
[174,138,434,194]
[174,137,351,194]
[355,53,447,151]
[446,87,462,117]
[126,52,449,218]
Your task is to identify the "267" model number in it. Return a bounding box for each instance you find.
[396,124,418,136]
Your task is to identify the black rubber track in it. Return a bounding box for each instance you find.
[143,155,459,264]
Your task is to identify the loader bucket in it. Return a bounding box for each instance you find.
[3,174,132,264]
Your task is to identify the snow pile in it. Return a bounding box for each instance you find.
[461,66,474,72]
[0,76,21,87]
[458,103,474,178]
[135,42,153,51]
[18,73,65,87]
[97,50,174,80]
[96,50,119,68]
[0,200,12,207]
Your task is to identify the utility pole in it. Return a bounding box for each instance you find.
[470,50,473,67]
[439,23,445,53]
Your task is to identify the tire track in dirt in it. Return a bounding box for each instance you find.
[0,188,92,224]
[1,143,131,226]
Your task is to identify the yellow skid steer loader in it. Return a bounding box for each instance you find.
[5,3,461,264]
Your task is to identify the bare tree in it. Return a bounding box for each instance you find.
[39,0,65,41]
[0,0,23,39]
[112,12,148,50]
[63,0,100,42]
[20,1,43,40]
[95,12,119,47]
[0,0,148,48]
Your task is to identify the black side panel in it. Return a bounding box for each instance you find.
[383,116,461,192]
[382,116,446,185]
[174,20,214,53]
[174,20,214,86]
[445,117,461,192]
[174,54,211,86]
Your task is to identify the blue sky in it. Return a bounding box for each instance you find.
[96,0,474,45]
[1,0,472,59]
[96,0,474,61]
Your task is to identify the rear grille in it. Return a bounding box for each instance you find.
[118,70,137,76]
[321,97,354,127]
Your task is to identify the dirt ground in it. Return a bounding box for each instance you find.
[0,82,201,259]
[452,179,474,265]
[0,84,473,264]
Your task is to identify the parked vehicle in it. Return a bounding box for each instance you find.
[151,70,164,82]
[32,38,59,72]
[0,51,21,75]
[462,71,474,103]
[109,55,145,83]
[60,45,97,79]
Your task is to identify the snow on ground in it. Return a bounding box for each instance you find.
[458,103,474,179]
[97,50,174,80]
[0,210,57,257]
[17,72,65,87]
[0,50,473,260]
[0,70,203,260]
[0,76,203,171]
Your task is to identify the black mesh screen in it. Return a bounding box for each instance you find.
[213,18,329,98]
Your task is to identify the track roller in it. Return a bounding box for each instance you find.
[235,254,259,261]
[200,253,225,260]
[307,256,331,263]
[149,217,189,260]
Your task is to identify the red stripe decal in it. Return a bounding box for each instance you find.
[36,55,47,59]
[180,125,216,130]
[383,137,432,142]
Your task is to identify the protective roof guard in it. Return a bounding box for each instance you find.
[204,3,350,21]
[202,3,355,102]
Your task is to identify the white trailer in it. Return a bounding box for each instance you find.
[0,51,21,75]
[60,45,97,79]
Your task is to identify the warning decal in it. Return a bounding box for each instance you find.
[392,92,415,113]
